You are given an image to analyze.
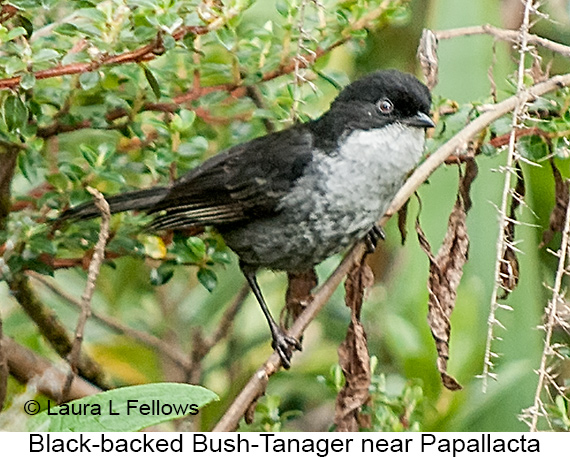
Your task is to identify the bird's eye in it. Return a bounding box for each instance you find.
[377,98,394,114]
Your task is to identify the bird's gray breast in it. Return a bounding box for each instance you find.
[223,123,426,272]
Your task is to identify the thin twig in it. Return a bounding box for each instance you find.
[290,0,318,120]
[482,0,534,393]
[434,24,570,58]
[188,284,250,384]
[245,85,275,133]
[0,5,18,24]
[212,70,570,431]
[204,284,250,351]
[62,188,111,401]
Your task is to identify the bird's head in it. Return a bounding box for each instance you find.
[312,69,434,145]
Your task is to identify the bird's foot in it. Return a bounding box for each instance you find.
[271,328,302,369]
[365,224,386,253]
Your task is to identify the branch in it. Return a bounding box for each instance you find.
[3,336,101,400]
[62,188,111,400]
[212,71,570,431]
[202,284,250,352]
[188,284,250,384]
[434,24,570,58]
[529,176,570,431]
[0,24,213,91]
[0,5,18,25]
[0,145,19,230]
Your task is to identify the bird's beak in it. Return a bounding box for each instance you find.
[406,111,435,129]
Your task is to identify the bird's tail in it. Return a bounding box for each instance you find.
[59,187,168,221]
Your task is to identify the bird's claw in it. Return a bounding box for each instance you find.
[271,330,302,369]
[365,224,386,253]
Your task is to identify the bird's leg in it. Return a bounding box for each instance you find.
[241,266,302,369]
[365,223,386,253]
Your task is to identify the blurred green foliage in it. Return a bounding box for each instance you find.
[0,0,569,432]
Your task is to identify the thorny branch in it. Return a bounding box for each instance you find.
[434,24,570,59]
[526,177,570,431]
[482,0,535,393]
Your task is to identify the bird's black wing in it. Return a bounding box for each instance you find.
[147,125,315,230]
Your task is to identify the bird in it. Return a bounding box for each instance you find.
[60,69,434,368]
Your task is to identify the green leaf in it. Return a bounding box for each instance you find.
[79,144,98,167]
[186,236,206,259]
[45,172,68,191]
[150,263,175,286]
[17,151,36,181]
[211,250,231,265]
[28,383,218,432]
[79,71,100,90]
[197,268,217,292]
[556,395,570,427]
[7,26,27,41]
[216,27,236,50]
[15,15,33,39]
[33,48,60,63]
[54,23,78,36]
[5,57,26,75]
[142,65,161,100]
[517,134,549,161]
[20,73,36,90]
[275,0,290,17]
[162,34,176,50]
[178,136,208,157]
[28,233,56,255]
[171,109,196,133]
[3,94,28,132]
[59,162,86,181]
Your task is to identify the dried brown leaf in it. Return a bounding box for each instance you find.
[283,269,317,326]
[397,199,410,245]
[540,159,569,248]
[416,159,478,391]
[499,164,524,299]
[498,247,520,300]
[417,29,439,90]
[334,260,373,431]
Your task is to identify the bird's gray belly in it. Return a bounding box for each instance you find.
[222,202,379,272]
[222,124,424,272]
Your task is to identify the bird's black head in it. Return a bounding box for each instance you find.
[311,69,434,147]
